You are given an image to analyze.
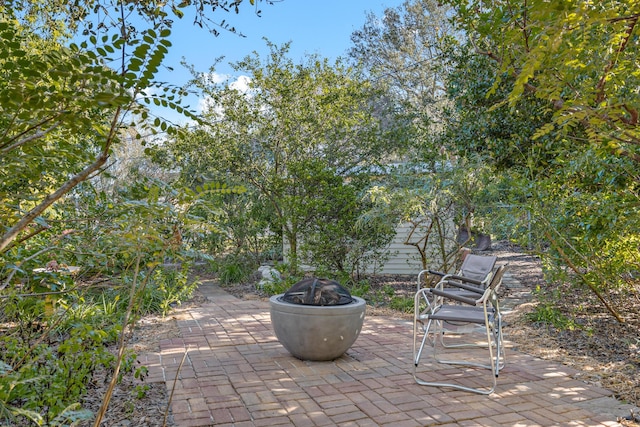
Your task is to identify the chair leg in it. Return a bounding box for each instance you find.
[413,316,504,395]
[494,315,506,372]
[414,368,498,395]
[413,317,437,366]
[413,290,439,365]
[436,318,506,370]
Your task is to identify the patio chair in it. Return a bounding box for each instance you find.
[413,264,509,394]
[416,253,497,312]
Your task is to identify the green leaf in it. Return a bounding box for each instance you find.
[0,360,13,374]
[171,6,185,18]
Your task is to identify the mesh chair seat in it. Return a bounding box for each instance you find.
[428,304,495,324]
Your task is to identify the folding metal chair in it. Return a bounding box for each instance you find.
[416,253,497,313]
[413,264,509,394]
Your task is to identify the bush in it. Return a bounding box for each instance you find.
[0,324,115,425]
[526,286,580,330]
[135,263,196,316]
[0,260,198,425]
[215,254,257,285]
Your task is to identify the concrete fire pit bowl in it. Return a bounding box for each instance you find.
[269,294,366,361]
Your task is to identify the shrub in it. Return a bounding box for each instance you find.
[216,254,256,285]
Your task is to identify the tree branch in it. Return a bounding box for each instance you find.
[595,15,638,104]
[0,113,64,152]
[0,107,122,254]
[1,225,49,254]
[0,122,61,155]
[620,104,639,126]
[544,229,625,323]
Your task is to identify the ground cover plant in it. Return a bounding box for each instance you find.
[0,261,196,426]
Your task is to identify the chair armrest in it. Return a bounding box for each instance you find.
[444,280,484,294]
[445,274,484,286]
[431,288,479,305]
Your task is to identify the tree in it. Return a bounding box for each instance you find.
[349,1,505,269]
[0,18,132,254]
[349,0,457,161]
[440,0,640,164]
[438,0,640,321]
[171,41,411,274]
[0,1,271,423]
[1,0,267,254]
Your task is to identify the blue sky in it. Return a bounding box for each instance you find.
[154,0,404,123]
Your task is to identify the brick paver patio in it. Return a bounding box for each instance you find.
[141,276,636,426]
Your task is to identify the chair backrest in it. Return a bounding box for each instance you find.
[475,264,508,304]
[488,264,508,292]
[458,254,497,283]
[480,264,509,304]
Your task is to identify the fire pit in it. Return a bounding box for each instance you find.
[269,278,366,361]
